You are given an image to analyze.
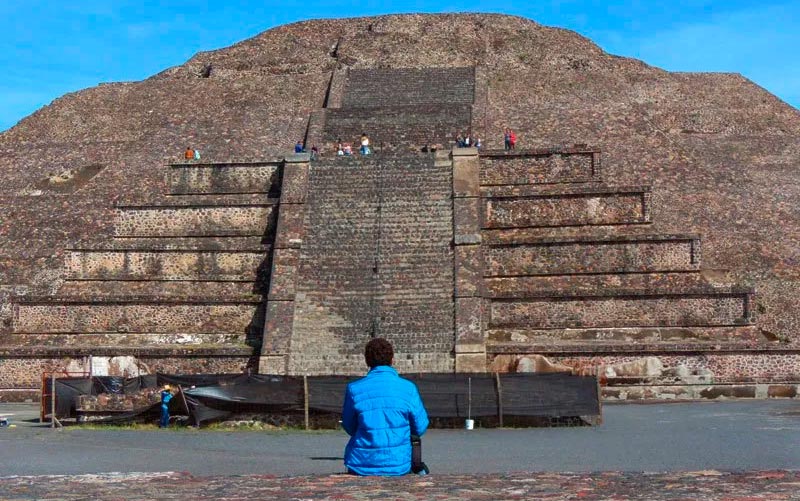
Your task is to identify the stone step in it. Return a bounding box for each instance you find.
[167,161,282,195]
[64,249,268,281]
[484,272,733,296]
[70,236,270,252]
[486,325,766,346]
[485,332,786,355]
[13,297,263,334]
[113,201,277,237]
[117,194,278,207]
[481,185,651,229]
[0,332,250,348]
[480,147,601,186]
[57,280,264,299]
[487,287,753,330]
[484,233,700,276]
[0,345,254,357]
[483,224,658,244]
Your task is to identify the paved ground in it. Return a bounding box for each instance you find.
[1,401,799,499]
[1,400,799,476]
[1,470,799,500]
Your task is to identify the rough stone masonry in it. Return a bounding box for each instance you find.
[0,14,799,401]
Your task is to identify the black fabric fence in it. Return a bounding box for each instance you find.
[50,372,600,426]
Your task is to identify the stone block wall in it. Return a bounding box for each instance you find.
[488,293,751,329]
[65,249,265,281]
[168,161,282,195]
[13,300,260,334]
[480,148,600,185]
[484,235,698,276]
[483,186,651,229]
[114,204,276,237]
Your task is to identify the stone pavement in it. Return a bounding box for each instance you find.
[1,470,799,500]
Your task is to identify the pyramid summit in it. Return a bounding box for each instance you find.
[1,14,799,400]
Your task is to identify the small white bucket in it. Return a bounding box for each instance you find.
[465,419,474,430]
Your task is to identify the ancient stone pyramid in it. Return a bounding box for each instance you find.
[1,14,798,400]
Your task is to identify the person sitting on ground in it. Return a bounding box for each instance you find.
[360,133,370,155]
[464,133,472,147]
[474,136,482,150]
[456,133,465,148]
[294,141,304,154]
[343,143,353,155]
[184,147,195,160]
[159,385,174,428]
[193,148,201,161]
[342,338,429,476]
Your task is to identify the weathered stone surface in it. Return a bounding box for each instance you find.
[454,198,481,244]
[452,151,480,197]
[168,161,282,195]
[261,301,296,354]
[454,245,482,297]
[516,355,573,373]
[767,384,798,398]
[483,189,650,229]
[455,352,487,373]
[455,297,484,347]
[1,14,799,392]
[6,470,800,501]
[267,248,299,300]
[274,203,306,249]
[279,162,309,204]
[484,235,698,276]
[480,149,599,185]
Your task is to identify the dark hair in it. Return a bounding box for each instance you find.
[364,338,393,368]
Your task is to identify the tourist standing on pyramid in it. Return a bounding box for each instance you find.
[360,133,371,155]
[341,338,429,476]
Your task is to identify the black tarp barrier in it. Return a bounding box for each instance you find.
[50,372,600,427]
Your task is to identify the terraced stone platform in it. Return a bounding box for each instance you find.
[1,62,796,399]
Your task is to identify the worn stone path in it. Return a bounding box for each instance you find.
[1,471,799,500]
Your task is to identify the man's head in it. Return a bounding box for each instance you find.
[364,338,393,368]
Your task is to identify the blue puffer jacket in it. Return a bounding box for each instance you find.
[342,366,429,476]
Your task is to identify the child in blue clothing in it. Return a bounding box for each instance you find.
[159,385,174,428]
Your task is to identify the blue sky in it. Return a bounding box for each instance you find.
[1,1,798,132]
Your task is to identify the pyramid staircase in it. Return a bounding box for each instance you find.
[4,160,285,373]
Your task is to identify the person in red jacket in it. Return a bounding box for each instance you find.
[509,129,517,150]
